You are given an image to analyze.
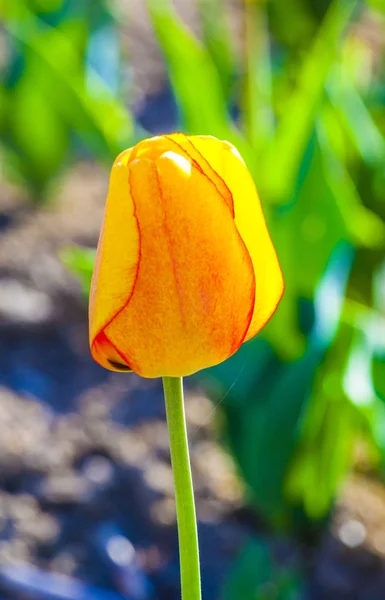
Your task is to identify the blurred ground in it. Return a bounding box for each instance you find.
[1,138,385,600]
[1,2,385,599]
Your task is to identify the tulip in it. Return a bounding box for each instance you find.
[89,133,284,379]
[89,133,284,600]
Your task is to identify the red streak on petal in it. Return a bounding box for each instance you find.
[234,269,256,352]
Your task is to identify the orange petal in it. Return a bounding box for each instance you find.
[189,136,284,340]
[89,148,140,355]
[104,150,255,378]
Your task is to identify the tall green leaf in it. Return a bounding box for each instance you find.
[243,1,274,154]
[261,0,358,204]
[327,68,385,168]
[318,113,385,248]
[208,244,353,527]
[223,539,303,600]
[146,0,247,155]
[197,0,235,96]
[285,322,357,519]
[61,246,96,299]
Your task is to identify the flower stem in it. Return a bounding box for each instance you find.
[162,377,201,600]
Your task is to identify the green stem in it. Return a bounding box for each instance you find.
[162,377,201,600]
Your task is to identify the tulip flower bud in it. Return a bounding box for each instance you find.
[89,133,284,378]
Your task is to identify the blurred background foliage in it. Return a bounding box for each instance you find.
[0,0,134,200]
[1,0,385,597]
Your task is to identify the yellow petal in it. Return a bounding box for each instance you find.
[188,135,284,340]
[89,147,140,359]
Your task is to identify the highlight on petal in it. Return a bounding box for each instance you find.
[163,133,234,215]
[161,151,192,176]
[102,150,255,378]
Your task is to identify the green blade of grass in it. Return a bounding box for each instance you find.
[5,10,134,159]
[146,0,247,154]
[261,0,358,205]
[243,1,274,155]
[197,0,235,97]
[327,68,385,168]
[317,115,385,249]
[61,246,96,298]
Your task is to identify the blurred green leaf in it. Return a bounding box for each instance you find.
[265,134,350,356]
[262,209,306,359]
[341,317,385,468]
[318,114,385,249]
[355,262,385,456]
[373,260,385,313]
[224,345,322,526]
[373,348,385,407]
[293,135,348,295]
[269,0,316,48]
[327,68,385,169]
[197,0,235,96]
[261,0,358,204]
[8,73,68,191]
[366,0,385,13]
[204,338,274,407]
[209,244,353,527]
[267,118,383,358]
[1,6,134,196]
[243,2,274,154]
[285,322,357,519]
[32,0,66,14]
[61,245,96,298]
[222,539,303,600]
[146,0,247,154]
[146,0,227,135]
[0,86,6,132]
[9,17,133,155]
[344,321,378,412]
